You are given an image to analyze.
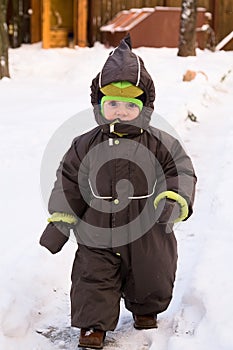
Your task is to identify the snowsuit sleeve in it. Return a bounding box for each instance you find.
[155,133,197,219]
[48,137,89,218]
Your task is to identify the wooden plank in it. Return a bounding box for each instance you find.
[92,0,102,43]
[160,1,208,8]
[208,0,218,40]
[73,0,77,46]
[125,0,133,10]
[155,0,168,6]
[30,0,42,43]
[135,0,143,8]
[220,0,233,49]
[143,0,157,7]
[77,0,88,46]
[51,0,73,30]
[111,0,120,17]
[165,0,182,6]
[197,0,209,8]
[101,0,110,25]
[215,30,233,50]
[42,0,50,48]
[87,0,93,45]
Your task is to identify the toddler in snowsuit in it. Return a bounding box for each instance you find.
[40,35,196,349]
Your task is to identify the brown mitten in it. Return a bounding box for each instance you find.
[39,222,70,254]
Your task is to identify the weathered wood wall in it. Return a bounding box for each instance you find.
[7,0,233,49]
[213,0,233,45]
[87,0,233,48]
[89,0,160,45]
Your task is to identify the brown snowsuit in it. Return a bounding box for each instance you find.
[45,36,197,331]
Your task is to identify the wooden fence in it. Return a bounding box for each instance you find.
[7,0,233,49]
[87,0,233,48]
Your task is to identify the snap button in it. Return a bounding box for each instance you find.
[114,199,119,205]
[114,139,120,145]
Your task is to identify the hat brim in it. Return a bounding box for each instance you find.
[100,84,143,98]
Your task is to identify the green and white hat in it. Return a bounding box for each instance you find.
[100,81,144,114]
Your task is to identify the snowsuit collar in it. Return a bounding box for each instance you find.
[90,34,155,130]
[101,122,144,138]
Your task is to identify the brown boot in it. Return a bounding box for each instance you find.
[78,328,106,349]
[133,314,158,329]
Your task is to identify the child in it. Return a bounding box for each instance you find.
[40,34,196,349]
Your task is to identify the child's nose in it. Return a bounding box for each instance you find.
[116,105,128,115]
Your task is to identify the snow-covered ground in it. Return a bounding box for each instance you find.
[0,42,233,350]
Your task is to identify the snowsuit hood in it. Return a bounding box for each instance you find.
[91,34,155,130]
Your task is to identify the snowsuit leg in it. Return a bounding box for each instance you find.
[70,245,122,331]
[71,227,177,330]
[116,226,178,316]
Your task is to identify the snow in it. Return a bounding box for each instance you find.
[0,42,233,350]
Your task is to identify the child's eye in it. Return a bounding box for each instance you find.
[108,101,118,107]
[127,102,138,109]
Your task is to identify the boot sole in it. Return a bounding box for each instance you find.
[134,322,158,330]
[78,342,104,349]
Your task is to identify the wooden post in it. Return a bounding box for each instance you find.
[73,0,77,46]
[86,0,97,46]
[209,0,218,39]
[77,0,88,46]
[0,0,10,78]
[8,0,22,48]
[42,0,50,48]
[30,0,42,43]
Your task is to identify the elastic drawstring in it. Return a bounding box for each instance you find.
[135,55,141,86]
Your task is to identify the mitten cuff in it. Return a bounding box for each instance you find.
[154,191,189,222]
[48,212,78,225]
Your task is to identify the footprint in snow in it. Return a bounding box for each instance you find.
[173,293,206,336]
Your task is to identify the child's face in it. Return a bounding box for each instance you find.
[103,100,140,121]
